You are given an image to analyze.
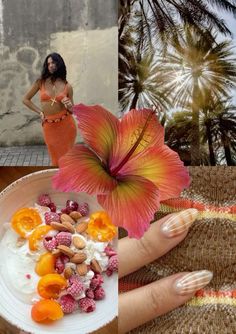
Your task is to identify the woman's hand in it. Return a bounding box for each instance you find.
[118,209,213,333]
[61,97,73,112]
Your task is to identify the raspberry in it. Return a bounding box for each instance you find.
[56,232,72,247]
[79,203,89,216]
[104,245,117,257]
[90,274,104,290]
[94,286,105,300]
[55,254,70,274]
[44,212,60,225]
[107,255,118,274]
[66,200,79,212]
[59,294,78,314]
[37,194,51,207]
[79,297,96,313]
[48,202,56,212]
[106,269,113,277]
[67,275,84,297]
[43,236,58,251]
[86,289,95,299]
[61,207,71,215]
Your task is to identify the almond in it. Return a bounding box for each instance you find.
[76,263,88,276]
[57,245,75,258]
[69,211,82,221]
[90,259,102,273]
[70,252,87,264]
[73,236,86,249]
[64,267,73,279]
[61,213,75,225]
[52,249,61,256]
[61,221,75,234]
[51,221,68,232]
[75,221,88,234]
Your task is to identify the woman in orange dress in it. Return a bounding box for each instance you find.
[23,52,77,166]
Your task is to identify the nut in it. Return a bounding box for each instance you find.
[73,236,86,249]
[70,252,87,264]
[16,237,25,247]
[61,221,75,234]
[61,213,75,225]
[69,211,82,221]
[51,221,68,232]
[57,245,75,258]
[90,259,102,273]
[75,221,88,234]
[64,267,73,279]
[76,263,88,276]
[52,249,61,256]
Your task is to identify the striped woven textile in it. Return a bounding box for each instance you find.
[119,167,236,334]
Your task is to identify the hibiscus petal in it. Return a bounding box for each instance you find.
[73,104,118,163]
[97,175,160,238]
[52,145,117,195]
[109,109,164,175]
[118,145,190,201]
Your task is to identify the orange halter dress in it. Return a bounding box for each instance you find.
[40,82,77,166]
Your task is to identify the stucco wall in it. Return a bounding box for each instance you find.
[0,0,117,146]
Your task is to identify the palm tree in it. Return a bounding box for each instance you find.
[158,26,236,165]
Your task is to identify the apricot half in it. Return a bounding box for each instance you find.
[31,299,63,323]
[11,208,42,238]
[37,273,67,299]
[35,252,56,276]
[28,225,53,251]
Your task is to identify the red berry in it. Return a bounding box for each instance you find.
[48,202,56,212]
[59,294,78,314]
[56,232,72,247]
[79,203,89,216]
[37,194,51,207]
[107,255,118,274]
[44,212,60,225]
[104,245,117,257]
[66,200,79,212]
[61,207,71,215]
[90,274,104,290]
[43,236,58,251]
[86,289,95,299]
[79,297,96,313]
[67,275,84,297]
[55,254,70,274]
[94,286,105,300]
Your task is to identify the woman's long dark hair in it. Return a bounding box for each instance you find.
[40,53,67,83]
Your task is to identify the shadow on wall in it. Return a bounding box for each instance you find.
[0,0,117,147]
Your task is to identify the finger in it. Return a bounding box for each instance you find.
[119,209,198,278]
[119,270,213,333]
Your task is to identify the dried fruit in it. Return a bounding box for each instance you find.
[37,274,67,299]
[31,299,63,323]
[11,208,42,238]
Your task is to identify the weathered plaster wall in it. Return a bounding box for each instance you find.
[0,0,117,146]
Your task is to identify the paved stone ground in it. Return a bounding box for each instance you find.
[0,146,50,166]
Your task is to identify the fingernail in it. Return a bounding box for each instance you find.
[175,270,213,295]
[161,208,198,238]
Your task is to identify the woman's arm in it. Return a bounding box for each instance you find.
[61,83,74,112]
[22,80,43,117]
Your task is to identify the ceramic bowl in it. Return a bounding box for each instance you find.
[0,169,118,334]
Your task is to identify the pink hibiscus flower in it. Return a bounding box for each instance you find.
[52,104,190,239]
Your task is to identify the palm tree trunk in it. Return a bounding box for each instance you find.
[206,120,216,165]
[221,132,234,165]
[190,76,201,165]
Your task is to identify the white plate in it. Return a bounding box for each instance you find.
[0,169,118,334]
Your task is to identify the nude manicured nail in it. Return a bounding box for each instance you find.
[161,208,198,238]
[175,270,213,295]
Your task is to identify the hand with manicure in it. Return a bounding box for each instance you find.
[118,209,213,333]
